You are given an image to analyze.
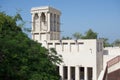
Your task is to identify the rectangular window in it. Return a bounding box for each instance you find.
[70,43,75,45]
[87,67,93,80]
[80,67,84,80]
[63,43,68,45]
[71,67,75,80]
[48,43,53,45]
[55,43,60,45]
[56,66,59,75]
[78,42,84,44]
[63,66,68,79]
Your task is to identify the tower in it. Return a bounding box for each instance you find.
[31,6,61,41]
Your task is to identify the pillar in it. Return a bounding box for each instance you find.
[85,67,88,80]
[31,13,34,31]
[59,66,63,80]
[68,66,71,80]
[75,66,80,80]
[31,13,34,40]
[47,12,50,32]
[38,13,41,41]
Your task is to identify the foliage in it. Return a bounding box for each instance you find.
[72,32,82,40]
[82,29,97,39]
[0,12,62,80]
[72,29,97,39]
[62,36,72,40]
[112,39,120,47]
[100,38,112,47]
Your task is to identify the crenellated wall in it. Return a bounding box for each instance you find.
[41,39,103,54]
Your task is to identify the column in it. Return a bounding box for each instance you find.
[85,67,88,80]
[38,13,41,31]
[31,13,34,32]
[68,42,70,52]
[57,15,60,40]
[75,66,80,80]
[53,42,55,49]
[31,13,34,40]
[59,66,63,80]
[93,67,96,80]
[38,13,41,41]
[47,12,50,32]
[68,66,71,80]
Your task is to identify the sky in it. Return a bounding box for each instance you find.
[0,0,120,43]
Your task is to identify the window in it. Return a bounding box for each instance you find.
[34,13,39,31]
[78,42,84,44]
[34,13,39,19]
[56,66,59,74]
[80,67,84,80]
[41,13,46,22]
[87,67,93,80]
[48,43,53,45]
[63,66,68,79]
[55,43,60,45]
[71,67,75,80]
[63,43,68,45]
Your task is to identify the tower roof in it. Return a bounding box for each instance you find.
[31,6,61,15]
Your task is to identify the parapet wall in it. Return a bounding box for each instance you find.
[40,39,103,54]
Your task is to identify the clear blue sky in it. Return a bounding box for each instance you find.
[0,0,120,42]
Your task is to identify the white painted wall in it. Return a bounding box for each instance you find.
[41,39,103,80]
[103,47,120,68]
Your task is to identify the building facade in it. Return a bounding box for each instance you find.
[31,6,120,80]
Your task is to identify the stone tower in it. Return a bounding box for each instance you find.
[31,6,61,41]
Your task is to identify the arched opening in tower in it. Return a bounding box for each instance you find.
[41,12,46,31]
[34,13,39,31]
[41,12,46,22]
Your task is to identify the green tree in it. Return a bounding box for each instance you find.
[82,29,97,39]
[112,39,120,47]
[72,32,82,40]
[62,36,72,40]
[0,12,62,80]
[100,38,112,47]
